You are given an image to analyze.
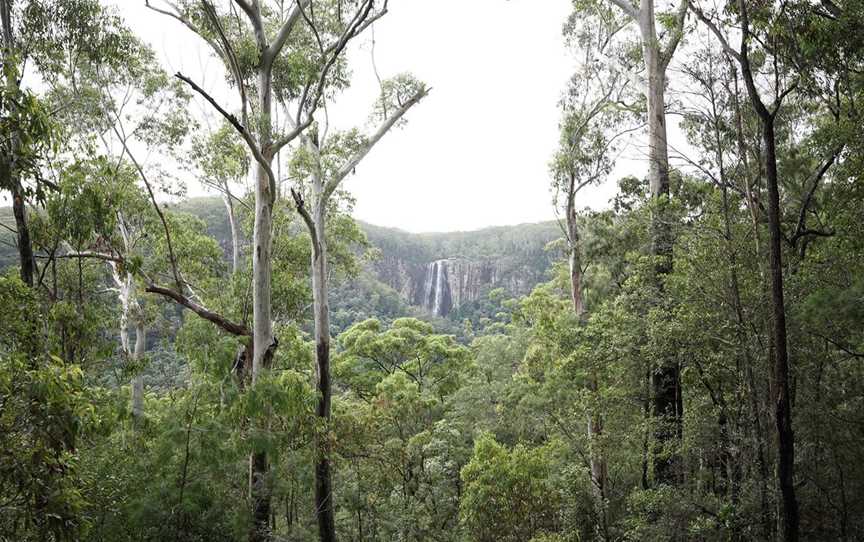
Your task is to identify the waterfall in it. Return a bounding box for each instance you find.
[433,261,447,315]
[423,260,452,317]
[424,261,438,310]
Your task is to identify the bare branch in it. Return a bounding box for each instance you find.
[688,1,741,62]
[790,145,843,245]
[200,0,249,126]
[145,0,226,60]
[326,86,429,199]
[175,72,277,189]
[40,250,122,263]
[608,0,638,20]
[146,284,251,336]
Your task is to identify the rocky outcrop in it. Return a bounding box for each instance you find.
[371,256,548,318]
[421,260,453,316]
[358,221,562,318]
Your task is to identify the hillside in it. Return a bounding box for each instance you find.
[0,197,563,326]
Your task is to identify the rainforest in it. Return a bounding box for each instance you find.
[1,0,864,541]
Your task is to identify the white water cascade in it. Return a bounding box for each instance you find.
[423,260,452,317]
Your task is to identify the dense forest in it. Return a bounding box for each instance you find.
[1,0,863,541]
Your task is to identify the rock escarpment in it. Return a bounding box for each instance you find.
[365,222,561,318]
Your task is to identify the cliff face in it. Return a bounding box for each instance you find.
[409,258,529,317]
[364,222,560,318]
[0,198,561,322]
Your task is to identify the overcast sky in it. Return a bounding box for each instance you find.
[106,0,643,233]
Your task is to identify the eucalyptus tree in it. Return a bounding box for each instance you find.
[676,43,776,534]
[686,0,864,538]
[190,121,250,274]
[569,0,689,484]
[40,21,201,421]
[0,0,98,287]
[336,318,472,539]
[146,2,390,539]
[550,15,629,532]
[288,71,428,541]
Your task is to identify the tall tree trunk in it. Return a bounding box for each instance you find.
[639,4,681,485]
[11,184,35,287]
[761,120,799,542]
[311,185,336,542]
[132,322,146,419]
[251,68,275,380]
[112,217,147,420]
[567,190,585,317]
[249,65,276,542]
[730,2,799,533]
[2,1,35,288]
[568,183,608,536]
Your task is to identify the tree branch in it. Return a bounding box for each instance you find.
[661,0,689,68]
[270,0,383,154]
[200,0,249,126]
[175,72,277,189]
[146,284,251,336]
[266,0,312,66]
[145,0,226,60]
[688,1,741,62]
[608,0,638,20]
[790,145,842,246]
[325,86,428,199]
[232,0,266,50]
[108,115,184,292]
[290,187,319,250]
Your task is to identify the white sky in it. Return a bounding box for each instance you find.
[105,0,647,233]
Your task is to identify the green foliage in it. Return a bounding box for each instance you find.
[2,1,864,540]
[0,58,58,203]
[460,434,563,542]
[0,276,87,541]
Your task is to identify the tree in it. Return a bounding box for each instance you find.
[336,318,472,539]
[288,71,427,541]
[686,2,863,537]
[550,13,630,532]
[190,121,250,274]
[460,434,562,542]
[146,1,391,539]
[569,0,689,484]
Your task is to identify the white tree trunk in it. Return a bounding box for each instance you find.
[249,61,276,542]
[639,4,670,202]
[251,69,275,381]
[638,0,680,486]
[566,190,584,317]
[309,163,337,540]
[113,267,132,355]
[110,261,145,419]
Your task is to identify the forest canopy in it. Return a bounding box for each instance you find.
[1,0,864,541]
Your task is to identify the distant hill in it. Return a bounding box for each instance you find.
[1,197,563,327]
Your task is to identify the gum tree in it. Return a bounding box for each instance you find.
[568,0,690,484]
[146,2,391,539]
[288,71,428,541]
